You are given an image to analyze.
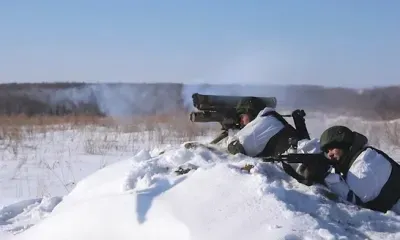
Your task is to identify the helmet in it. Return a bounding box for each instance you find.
[320,125,354,152]
[236,97,266,117]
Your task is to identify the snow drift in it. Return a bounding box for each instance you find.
[9,139,400,240]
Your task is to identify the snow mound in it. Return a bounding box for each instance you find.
[9,142,400,240]
[0,197,62,236]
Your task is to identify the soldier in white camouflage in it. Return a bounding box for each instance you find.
[226,97,324,181]
[316,125,400,214]
[227,97,299,157]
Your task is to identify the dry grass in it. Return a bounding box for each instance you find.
[1,110,399,199]
[0,111,220,156]
[383,120,400,147]
[2,110,399,158]
[326,114,400,150]
[1,110,399,155]
[0,111,221,197]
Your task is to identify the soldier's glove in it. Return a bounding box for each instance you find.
[292,109,306,118]
[175,167,192,175]
[227,139,246,155]
[298,160,331,185]
[240,164,254,173]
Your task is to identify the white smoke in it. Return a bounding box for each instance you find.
[180,43,303,110]
[16,83,184,117]
[14,82,288,117]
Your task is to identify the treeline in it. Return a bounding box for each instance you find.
[0,95,101,116]
[281,85,400,120]
[0,82,184,117]
[0,82,399,120]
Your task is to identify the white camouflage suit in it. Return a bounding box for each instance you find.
[323,146,400,214]
[230,107,288,157]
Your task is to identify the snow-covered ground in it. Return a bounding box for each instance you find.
[0,113,399,240]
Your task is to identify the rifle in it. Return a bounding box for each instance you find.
[259,137,331,165]
[260,151,337,186]
[255,136,335,185]
[261,152,336,166]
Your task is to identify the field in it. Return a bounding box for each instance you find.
[0,112,218,204]
[0,83,400,239]
[1,110,400,202]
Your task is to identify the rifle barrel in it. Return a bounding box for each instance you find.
[261,153,335,165]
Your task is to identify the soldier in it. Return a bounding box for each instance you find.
[225,97,324,184]
[227,97,298,157]
[318,125,400,214]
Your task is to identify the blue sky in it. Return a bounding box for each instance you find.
[0,1,399,88]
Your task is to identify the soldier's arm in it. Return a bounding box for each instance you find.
[324,173,363,205]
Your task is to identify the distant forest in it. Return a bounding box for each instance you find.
[0,82,399,120]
